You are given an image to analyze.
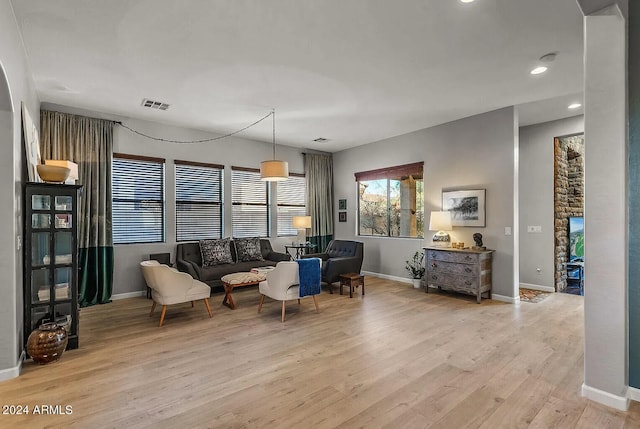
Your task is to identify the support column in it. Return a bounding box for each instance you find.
[578,0,629,410]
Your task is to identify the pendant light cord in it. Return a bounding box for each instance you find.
[114,110,274,144]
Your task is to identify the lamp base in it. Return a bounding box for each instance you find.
[432,231,451,248]
[297,229,306,245]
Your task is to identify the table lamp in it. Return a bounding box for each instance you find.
[292,216,312,245]
[429,211,452,247]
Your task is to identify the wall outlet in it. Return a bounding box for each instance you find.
[527,225,543,233]
[505,226,512,236]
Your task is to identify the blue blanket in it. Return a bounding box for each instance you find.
[297,258,321,297]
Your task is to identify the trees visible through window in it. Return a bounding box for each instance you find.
[356,162,424,238]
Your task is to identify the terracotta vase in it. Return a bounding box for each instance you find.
[27,322,68,365]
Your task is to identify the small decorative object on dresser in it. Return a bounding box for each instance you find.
[473,233,486,250]
[424,247,494,303]
[405,251,425,288]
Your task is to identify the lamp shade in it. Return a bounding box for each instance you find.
[292,215,312,229]
[260,160,289,181]
[429,211,452,231]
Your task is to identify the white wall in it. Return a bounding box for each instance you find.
[43,103,314,296]
[333,107,517,298]
[518,116,584,289]
[0,0,40,378]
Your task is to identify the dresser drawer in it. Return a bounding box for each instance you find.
[426,272,477,293]
[426,250,478,265]
[428,259,478,276]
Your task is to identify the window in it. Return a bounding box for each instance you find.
[175,160,224,241]
[231,167,270,238]
[356,162,424,238]
[112,153,165,244]
[277,173,306,236]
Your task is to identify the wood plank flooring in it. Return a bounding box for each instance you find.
[1,277,639,428]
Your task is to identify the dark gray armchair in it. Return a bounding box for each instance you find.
[302,240,364,290]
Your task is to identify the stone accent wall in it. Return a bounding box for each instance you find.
[554,135,584,291]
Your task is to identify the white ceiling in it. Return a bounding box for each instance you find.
[11,0,584,152]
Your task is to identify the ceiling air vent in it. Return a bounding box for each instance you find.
[313,137,329,143]
[141,98,170,111]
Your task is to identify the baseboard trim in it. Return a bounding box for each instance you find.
[361,271,412,284]
[492,294,520,304]
[627,386,640,402]
[582,383,630,411]
[111,291,145,300]
[519,282,555,293]
[0,351,24,382]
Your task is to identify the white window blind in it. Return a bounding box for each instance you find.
[175,161,224,242]
[277,173,306,236]
[112,154,165,244]
[231,167,269,238]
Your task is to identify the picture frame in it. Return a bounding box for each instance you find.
[22,102,42,182]
[338,199,347,210]
[338,211,347,222]
[442,189,486,227]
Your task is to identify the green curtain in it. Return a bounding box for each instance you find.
[304,153,334,251]
[40,110,114,307]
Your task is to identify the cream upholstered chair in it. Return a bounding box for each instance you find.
[140,260,212,326]
[257,261,320,322]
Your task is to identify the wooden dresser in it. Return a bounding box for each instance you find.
[423,247,495,303]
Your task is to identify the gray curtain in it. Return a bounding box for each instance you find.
[304,153,334,251]
[40,110,114,307]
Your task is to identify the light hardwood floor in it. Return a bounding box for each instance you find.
[2,277,639,428]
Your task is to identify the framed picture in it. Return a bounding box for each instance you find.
[442,189,486,227]
[338,211,347,222]
[22,102,41,182]
[338,199,347,210]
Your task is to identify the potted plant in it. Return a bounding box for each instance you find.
[405,251,425,288]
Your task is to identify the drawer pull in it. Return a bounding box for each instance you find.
[465,267,472,273]
[431,275,438,280]
[431,263,437,268]
[465,255,473,261]
[465,280,472,286]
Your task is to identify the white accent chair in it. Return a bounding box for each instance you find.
[257,261,320,322]
[140,260,212,326]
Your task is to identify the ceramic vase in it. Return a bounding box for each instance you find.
[27,322,68,365]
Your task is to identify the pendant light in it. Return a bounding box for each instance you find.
[260,109,289,181]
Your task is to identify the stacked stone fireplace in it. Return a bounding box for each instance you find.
[554,134,584,292]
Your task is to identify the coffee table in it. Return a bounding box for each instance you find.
[220,269,274,309]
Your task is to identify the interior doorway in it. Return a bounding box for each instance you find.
[553,133,585,295]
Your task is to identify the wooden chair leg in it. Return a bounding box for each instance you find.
[281,301,286,323]
[258,294,265,313]
[312,295,320,313]
[191,301,194,308]
[203,298,212,318]
[149,301,156,317]
[159,305,167,327]
[298,298,301,305]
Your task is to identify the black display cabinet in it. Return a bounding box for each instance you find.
[24,182,82,350]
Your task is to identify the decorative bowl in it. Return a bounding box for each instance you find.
[37,164,70,183]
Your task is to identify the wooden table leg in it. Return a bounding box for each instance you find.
[222,282,236,309]
[361,276,365,295]
[349,280,353,298]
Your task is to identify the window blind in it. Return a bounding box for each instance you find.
[277,173,306,236]
[175,161,224,242]
[231,167,269,238]
[112,154,165,244]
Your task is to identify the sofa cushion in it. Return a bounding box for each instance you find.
[200,238,233,267]
[234,237,265,262]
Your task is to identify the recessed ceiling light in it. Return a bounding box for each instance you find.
[530,66,548,75]
[568,103,582,109]
[460,0,475,3]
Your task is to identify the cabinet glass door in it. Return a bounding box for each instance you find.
[32,195,50,210]
[54,267,71,301]
[31,268,50,304]
[31,232,50,267]
[54,231,73,264]
[31,213,50,229]
[55,196,72,211]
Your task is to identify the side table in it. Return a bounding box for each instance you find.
[339,273,365,298]
[284,243,317,260]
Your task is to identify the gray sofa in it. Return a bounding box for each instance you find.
[176,239,290,289]
[302,240,364,286]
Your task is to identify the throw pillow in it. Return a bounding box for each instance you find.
[234,237,264,262]
[200,238,233,267]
